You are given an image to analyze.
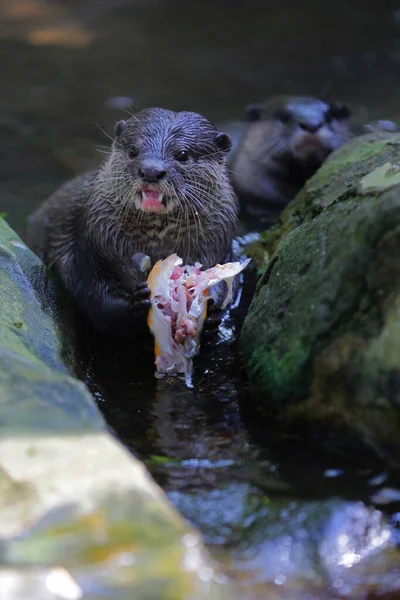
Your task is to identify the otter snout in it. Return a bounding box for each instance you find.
[135,159,169,213]
[298,119,323,133]
[138,161,166,183]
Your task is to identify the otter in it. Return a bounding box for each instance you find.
[27,108,238,338]
[231,96,351,220]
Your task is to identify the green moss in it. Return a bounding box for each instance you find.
[289,133,400,223]
[0,217,104,434]
[246,338,312,408]
[243,194,393,401]
[241,134,400,467]
[244,224,281,272]
[245,134,400,277]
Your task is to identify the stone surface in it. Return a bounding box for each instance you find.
[0,217,233,599]
[241,133,400,467]
[0,217,102,434]
[0,435,231,600]
[170,476,400,600]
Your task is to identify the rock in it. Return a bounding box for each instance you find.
[0,217,233,599]
[363,120,398,134]
[169,476,400,600]
[241,133,400,467]
[245,132,400,269]
[0,217,97,433]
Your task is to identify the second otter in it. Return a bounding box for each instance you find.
[231,96,351,219]
[27,108,238,337]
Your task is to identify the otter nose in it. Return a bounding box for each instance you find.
[298,120,323,133]
[138,165,166,183]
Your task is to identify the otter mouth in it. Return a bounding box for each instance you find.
[293,133,327,163]
[298,133,322,148]
[140,185,167,213]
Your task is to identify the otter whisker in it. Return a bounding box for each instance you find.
[119,108,136,118]
[184,191,217,236]
[95,122,123,148]
[184,184,221,217]
[200,149,227,160]
[28,106,239,337]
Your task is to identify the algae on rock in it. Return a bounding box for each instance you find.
[0,217,102,433]
[245,132,400,273]
[241,133,400,467]
[0,217,233,600]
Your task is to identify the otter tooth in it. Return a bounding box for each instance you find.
[141,190,164,205]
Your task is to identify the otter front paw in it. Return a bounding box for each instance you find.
[202,298,222,343]
[132,281,151,314]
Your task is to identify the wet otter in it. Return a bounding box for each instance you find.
[231,96,351,220]
[27,108,238,337]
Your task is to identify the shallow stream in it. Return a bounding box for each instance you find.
[2,1,400,597]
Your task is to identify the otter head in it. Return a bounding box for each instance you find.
[108,108,232,216]
[245,96,351,169]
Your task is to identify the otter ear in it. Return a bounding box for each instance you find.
[245,103,265,123]
[114,120,127,138]
[215,132,232,153]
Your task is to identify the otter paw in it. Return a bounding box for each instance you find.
[202,298,222,343]
[131,282,151,314]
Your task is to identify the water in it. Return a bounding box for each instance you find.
[3,0,400,236]
[77,258,400,598]
[3,0,400,597]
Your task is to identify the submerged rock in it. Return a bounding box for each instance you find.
[169,473,400,600]
[241,133,400,467]
[0,217,233,599]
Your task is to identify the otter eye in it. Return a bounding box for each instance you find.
[215,132,232,153]
[175,150,189,163]
[274,108,292,123]
[245,103,264,122]
[129,146,138,159]
[327,103,351,121]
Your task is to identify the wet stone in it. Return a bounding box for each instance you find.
[0,216,233,600]
[241,133,400,469]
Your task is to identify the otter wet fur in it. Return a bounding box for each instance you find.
[27,108,238,337]
[231,95,351,219]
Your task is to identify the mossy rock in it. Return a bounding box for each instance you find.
[245,132,400,272]
[0,217,102,433]
[241,134,400,467]
[0,217,233,599]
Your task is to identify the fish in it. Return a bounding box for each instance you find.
[146,254,251,388]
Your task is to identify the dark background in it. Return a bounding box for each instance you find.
[1,0,400,233]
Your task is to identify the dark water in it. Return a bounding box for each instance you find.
[3,0,400,597]
[3,0,400,236]
[78,259,400,599]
